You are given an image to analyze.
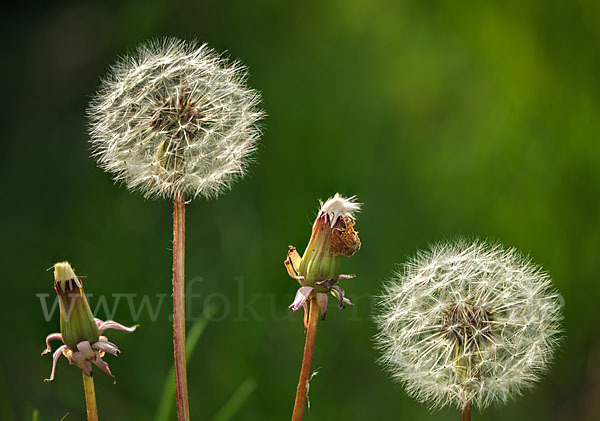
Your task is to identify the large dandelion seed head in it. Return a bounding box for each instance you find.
[88,38,264,200]
[374,240,562,410]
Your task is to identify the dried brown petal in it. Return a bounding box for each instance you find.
[331,216,361,257]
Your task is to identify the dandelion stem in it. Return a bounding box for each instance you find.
[292,296,319,421]
[82,372,98,421]
[460,401,471,421]
[173,193,189,421]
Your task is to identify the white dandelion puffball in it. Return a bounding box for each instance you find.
[88,38,264,200]
[374,241,562,410]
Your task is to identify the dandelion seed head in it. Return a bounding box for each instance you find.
[374,240,562,410]
[88,38,264,200]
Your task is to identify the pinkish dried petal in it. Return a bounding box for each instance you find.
[72,356,92,377]
[316,292,329,320]
[93,355,114,379]
[44,345,68,382]
[41,333,62,356]
[331,285,352,309]
[93,338,121,356]
[95,318,138,334]
[76,341,96,359]
[289,286,314,312]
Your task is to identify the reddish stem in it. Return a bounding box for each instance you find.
[291,296,320,421]
[461,401,471,421]
[173,194,189,421]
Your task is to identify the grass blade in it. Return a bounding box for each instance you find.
[212,378,257,421]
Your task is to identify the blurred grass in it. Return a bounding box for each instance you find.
[212,378,257,421]
[155,311,213,421]
[155,306,255,421]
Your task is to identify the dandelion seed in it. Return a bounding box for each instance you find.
[374,240,562,413]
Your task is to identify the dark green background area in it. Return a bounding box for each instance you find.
[2,0,599,420]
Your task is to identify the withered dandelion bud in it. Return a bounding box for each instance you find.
[42,262,137,382]
[285,193,361,320]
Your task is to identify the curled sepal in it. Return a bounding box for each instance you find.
[95,318,138,335]
[289,286,314,312]
[44,345,68,382]
[284,246,304,283]
[316,292,329,320]
[93,336,120,356]
[41,333,63,356]
[330,286,353,309]
[315,278,354,311]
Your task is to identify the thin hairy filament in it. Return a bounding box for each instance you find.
[456,342,471,421]
[292,296,319,421]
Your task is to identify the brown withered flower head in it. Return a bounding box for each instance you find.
[285,193,361,321]
[42,262,137,382]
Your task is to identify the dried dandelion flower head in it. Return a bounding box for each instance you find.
[285,194,361,320]
[88,38,264,200]
[374,240,562,411]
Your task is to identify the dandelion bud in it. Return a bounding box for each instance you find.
[285,194,361,319]
[374,241,563,411]
[42,262,137,381]
[54,262,99,349]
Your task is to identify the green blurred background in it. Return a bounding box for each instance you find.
[2,0,599,419]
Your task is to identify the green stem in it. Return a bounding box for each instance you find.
[82,371,98,421]
[173,193,189,421]
[291,296,319,421]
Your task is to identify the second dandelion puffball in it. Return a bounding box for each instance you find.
[374,241,562,410]
[88,38,264,200]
